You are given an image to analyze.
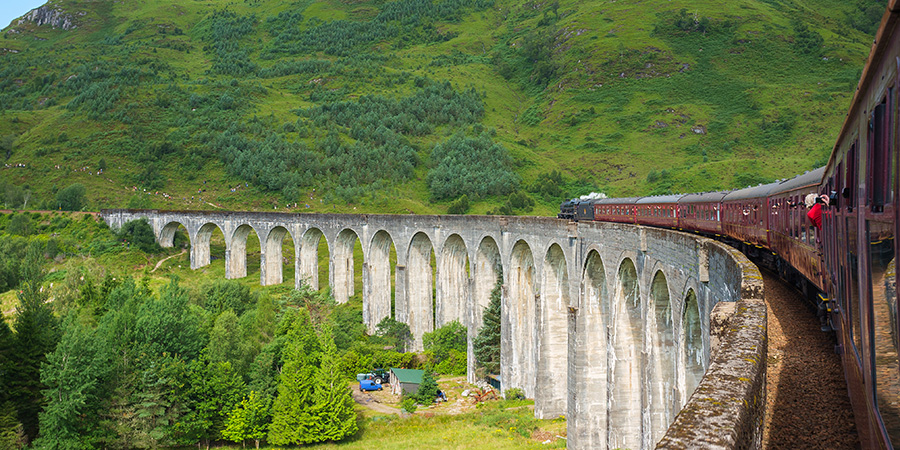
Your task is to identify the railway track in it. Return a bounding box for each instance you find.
[762,269,859,449]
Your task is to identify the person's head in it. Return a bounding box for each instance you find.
[804,193,818,208]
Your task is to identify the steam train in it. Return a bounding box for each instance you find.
[559,2,900,447]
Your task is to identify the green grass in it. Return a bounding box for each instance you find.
[0,0,878,214]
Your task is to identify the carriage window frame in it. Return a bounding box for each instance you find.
[848,140,859,212]
[868,93,892,212]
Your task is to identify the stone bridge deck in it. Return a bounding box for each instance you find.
[101,209,766,450]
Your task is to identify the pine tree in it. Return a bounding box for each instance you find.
[10,242,60,442]
[267,309,320,445]
[0,310,24,449]
[223,390,270,449]
[413,371,439,404]
[474,275,502,374]
[310,325,357,442]
[33,315,113,449]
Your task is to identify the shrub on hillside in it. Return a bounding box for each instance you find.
[447,194,469,214]
[7,214,33,236]
[375,317,411,352]
[428,132,519,201]
[55,184,86,211]
[116,218,161,253]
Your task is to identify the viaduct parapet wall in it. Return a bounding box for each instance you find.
[101,209,766,450]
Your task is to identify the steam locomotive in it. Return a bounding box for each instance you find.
[560,2,900,446]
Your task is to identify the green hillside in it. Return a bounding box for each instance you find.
[0,0,884,216]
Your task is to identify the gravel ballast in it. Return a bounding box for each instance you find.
[762,269,860,449]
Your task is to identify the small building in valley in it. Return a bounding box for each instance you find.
[389,368,424,396]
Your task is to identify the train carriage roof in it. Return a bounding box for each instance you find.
[722,181,781,202]
[591,197,641,205]
[635,194,684,204]
[768,167,825,196]
[679,191,730,204]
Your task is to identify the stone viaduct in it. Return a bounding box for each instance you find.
[101,209,767,450]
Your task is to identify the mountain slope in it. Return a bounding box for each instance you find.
[0,0,882,215]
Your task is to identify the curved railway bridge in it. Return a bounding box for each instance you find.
[101,209,766,450]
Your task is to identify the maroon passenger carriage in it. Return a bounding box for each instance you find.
[721,183,772,251]
[679,191,728,236]
[635,194,680,228]
[767,167,827,299]
[591,197,640,224]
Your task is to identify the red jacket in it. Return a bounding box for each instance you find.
[807,203,823,229]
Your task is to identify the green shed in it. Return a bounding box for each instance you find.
[389,368,424,395]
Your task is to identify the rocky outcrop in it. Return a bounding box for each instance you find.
[17,5,77,30]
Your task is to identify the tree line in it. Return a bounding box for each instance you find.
[0,215,502,448]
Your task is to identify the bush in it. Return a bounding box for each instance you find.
[433,349,466,376]
[400,396,417,414]
[423,320,466,369]
[375,317,411,352]
[7,214,33,236]
[201,279,256,316]
[117,218,161,253]
[428,132,519,201]
[792,20,823,56]
[447,194,469,214]
[504,388,525,400]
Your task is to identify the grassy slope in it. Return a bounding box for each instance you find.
[0,0,876,216]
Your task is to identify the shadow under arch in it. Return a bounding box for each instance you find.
[367,230,397,333]
[572,249,609,448]
[227,224,261,280]
[505,239,536,398]
[159,220,189,249]
[682,288,704,405]
[648,270,676,446]
[609,257,641,450]
[332,228,361,304]
[469,235,502,383]
[192,222,226,269]
[262,226,295,286]
[437,233,469,328]
[537,243,568,418]
[298,228,326,290]
[406,231,435,351]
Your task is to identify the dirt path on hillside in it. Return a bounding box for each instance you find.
[151,249,187,273]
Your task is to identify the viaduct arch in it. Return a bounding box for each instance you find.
[102,209,766,449]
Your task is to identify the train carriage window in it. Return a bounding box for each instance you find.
[848,141,858,211]
[866,220,899,443]
[790,198,795,238]
[868,96,892,211]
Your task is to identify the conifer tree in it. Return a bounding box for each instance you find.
[474,275,502,374]
[267,309,320,445]
[34,315,113,449]
[10,242,60,442]
[0,310,23,449]
[310,325,357,442]
[414,370,440,404]
[223,390,270,449]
